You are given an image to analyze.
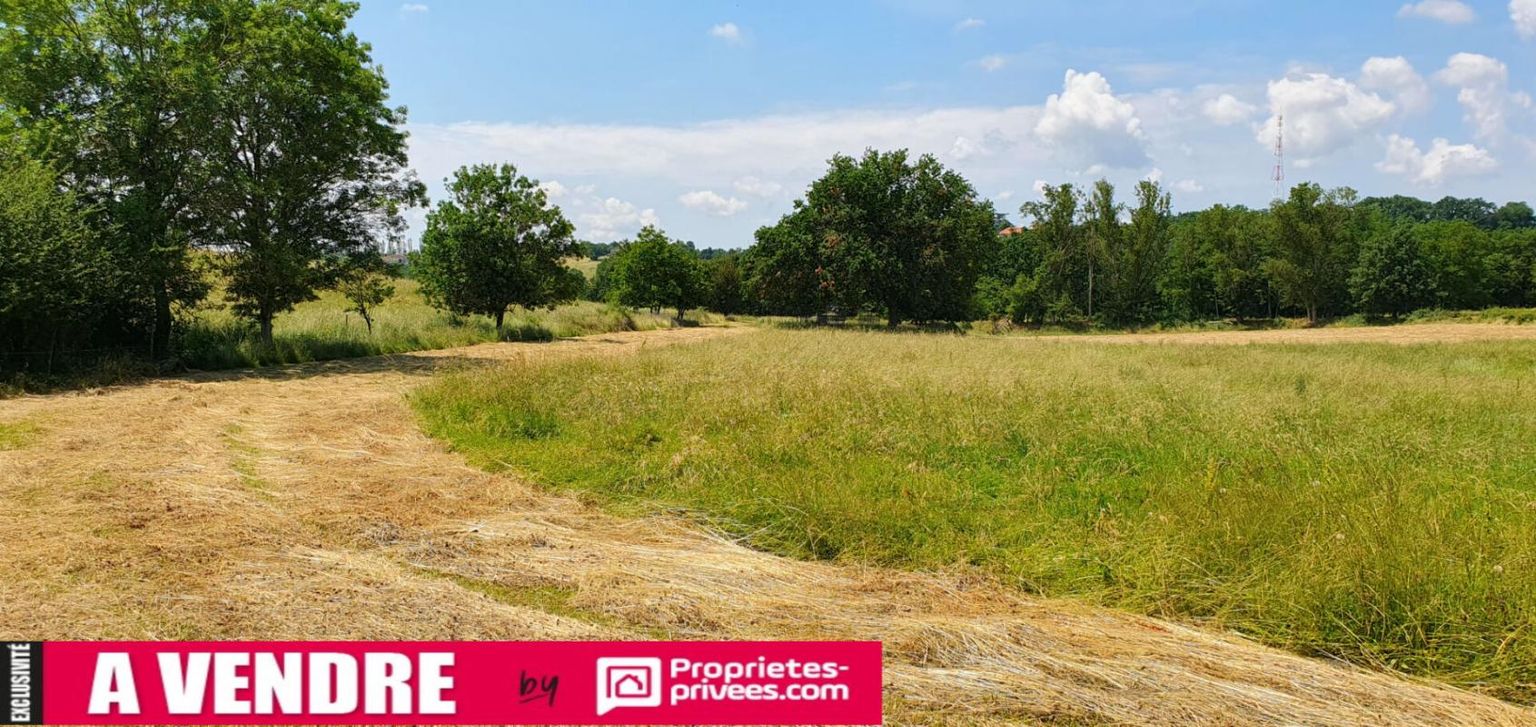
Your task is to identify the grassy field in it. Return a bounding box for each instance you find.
[179,277,708,369]
[414,328,1536,700]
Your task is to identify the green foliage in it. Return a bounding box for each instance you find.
[1265,183,1362,324]
[705,255,747,315]
[1019,183,1089,322]
[0,148,116,367]
[336,267,397,334]
[1350,227,1435,317]
[606,226,707,321]
[750,149,996,324]
[417,329,1536,700]
[200,0,424,345]
[415,164,579,329]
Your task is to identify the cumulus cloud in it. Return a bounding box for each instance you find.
[977,55,1007,72]
[678,190,749,217]
[399,3,428,14]
[1202,94,1258,125]
[709,22,743,44]
[581,197,660,241]
[954,17,984,31]
[1256,72,1395,160]
[732,176,782,197]
[1434,52,1531,141]
[1174,179,1205,193]
[1377,134,1498,184]
[1515,0,1536,39]
[1397,0,1475,23]
[537,180,568,199]
[1034,69,1149,168]
[1360,56,1432,113]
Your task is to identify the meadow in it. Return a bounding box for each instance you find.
[177,276,706,369]
[414,328,1536,700]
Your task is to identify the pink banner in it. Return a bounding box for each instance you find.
[18,641,881,725]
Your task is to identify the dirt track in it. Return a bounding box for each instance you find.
[2,324,1532,725]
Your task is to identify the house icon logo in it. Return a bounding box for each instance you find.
[595,657,662,716]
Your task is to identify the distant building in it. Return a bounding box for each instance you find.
[999,226,1027,237]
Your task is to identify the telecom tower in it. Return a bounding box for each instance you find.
[1271,114,1285,199]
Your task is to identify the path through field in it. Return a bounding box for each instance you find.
[2,324,1532,725]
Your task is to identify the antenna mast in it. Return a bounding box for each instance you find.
[1271,114,1285,199]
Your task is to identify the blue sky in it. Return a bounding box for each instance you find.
[351,0,1536,248]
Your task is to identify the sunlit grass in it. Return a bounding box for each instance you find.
[414,328,1536,700]
[179,278,713,369]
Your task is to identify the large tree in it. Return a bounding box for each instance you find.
[607,226,707,322]
[0,0,221,357]
[790,149,996,325]
[1350,226,1434,317]
[199,0,424,345]
[416,164,580,330]
[1019,183,1088,322]
[1265,183,1359,324]
[1105,180,1172,325]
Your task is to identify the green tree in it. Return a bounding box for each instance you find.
[337,267,395,335]
[0,0,220,357]
[1265,183,1358,324]
[742,209,833,319]
[608,226,706,322]
[706,254,747,315]
[1416,221,1492,310]
[200,0,424,345]
[1104,180,1170,324]
[793,149,995,325]
[1350,226,1434,317]
[1020,183,1088,322]
[416,164,579,331]
[1080,179,1121,321]
[0,147,116,368]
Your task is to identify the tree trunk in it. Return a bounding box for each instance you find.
[675,307,686,323]
[495,308,505,331]
[258,312,274,347]
[362,310,374,334]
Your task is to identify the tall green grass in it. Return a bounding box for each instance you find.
[179,278,710,369]
[414,329,1536,700]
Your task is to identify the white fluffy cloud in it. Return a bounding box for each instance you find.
[954,18,984,31]
[581,197,661,240]
[1511,0,1536,38]
[1256,72,1395,160]
[1034,69,1149,168]
[1201,94,1257,125]
[1434,53,1532,141]
[678,190,748,217]
[1397,0,1475,23]
[399,3,428,14]
[1174,179,1205,193]
[1377,134,1498,184]
[1359,56,1432,113]
[977,55,1007,72]
[709,22,743,44]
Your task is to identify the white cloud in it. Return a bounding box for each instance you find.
[954,17,985,31]
[678,190,748,217]
[1434,53,1536,144]
[1377,134,1498,184]
[709,22,743,44]
[1360,56,1432,113]
[1515,0,1536,39]
[1256,72,1396,160]
[1034,69,1150,168]
[399,3,428,14]
[977,54,1007,72]
[732,176,782,197]
[949,135,981,160]
[1144,167,1164,183]
[1174,179,1205,193]
[537,180,568,199]
[1032,179,1050,195]
[1397,0,1475,23]
[995,190,1015,201]
[1202,94,1258,125]
[581,197,660,241]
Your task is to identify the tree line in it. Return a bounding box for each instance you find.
[7,3,1536,378]
[0,0,422,371]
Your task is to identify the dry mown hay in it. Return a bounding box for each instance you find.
[1,324,1532,725]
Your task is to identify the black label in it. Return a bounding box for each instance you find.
[4,642,42,725]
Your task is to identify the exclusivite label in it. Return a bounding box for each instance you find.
[3,641,882,725]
